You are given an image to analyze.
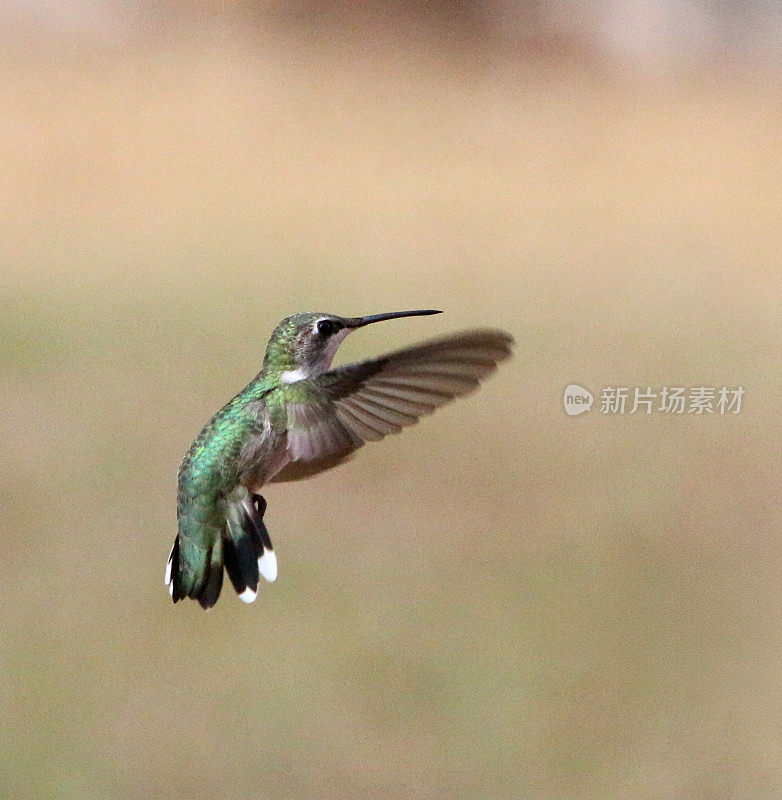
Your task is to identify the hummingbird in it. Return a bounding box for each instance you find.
[166,310,513,608]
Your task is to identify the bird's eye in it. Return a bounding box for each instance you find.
[316,319,338,337]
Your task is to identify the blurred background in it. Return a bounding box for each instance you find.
[0,2,779,799]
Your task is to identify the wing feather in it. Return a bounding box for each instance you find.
[348,394,418,426]
[286,401,358,461]
[334,404,386,442]
[270,329,513,482]
[338,399,393,439]
[356,386,437,415]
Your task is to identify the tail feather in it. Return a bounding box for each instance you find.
[225,506,261,602]
[166,489,275,608]
[245,493,277,583]
[165,533,223,607]
[197,539,224,609]
[166,533,200,602]
[224,490,276,604]
[165,536,179,598]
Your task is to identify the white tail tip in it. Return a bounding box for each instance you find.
[258,549,278,582]
[238,587,258,603]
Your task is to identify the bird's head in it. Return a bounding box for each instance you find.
[263,309,441,382]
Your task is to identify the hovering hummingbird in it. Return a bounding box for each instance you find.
[166,310,513,608]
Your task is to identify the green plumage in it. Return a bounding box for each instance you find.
[174,378,271,602]
[166,310,513,608]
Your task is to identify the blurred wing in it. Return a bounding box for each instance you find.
[269,329,513,482]
[268,397,363,482]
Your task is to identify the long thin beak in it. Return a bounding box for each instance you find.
[345,309,442,328]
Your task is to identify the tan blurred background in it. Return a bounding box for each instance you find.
[0,3,780,799]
